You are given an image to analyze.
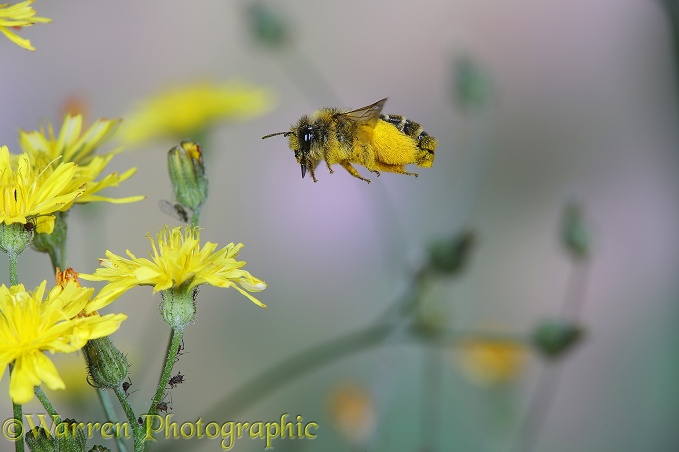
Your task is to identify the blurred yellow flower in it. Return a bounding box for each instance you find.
[120,80,275,145]
[0,146,83,233]
[326,382,376,445]
[0,281,127,404]
[456,338,527,387]
[0,1,50,51]
[80,225,267,307]
[19,114,145,206]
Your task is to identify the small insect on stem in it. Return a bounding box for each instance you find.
[122,376,137,397]
[158,200,190,223]
[157,392,173,413]
[168,371,185,389]
[174,338,187,363]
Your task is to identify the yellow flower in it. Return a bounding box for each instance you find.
[79,226,267,307]
[19,114,145,206]
[326,382,376,445]
[456,338,526,387]
[120,80,275,145]
[0,1,51,51]
[0,146,83,233]
[0,281,127,404]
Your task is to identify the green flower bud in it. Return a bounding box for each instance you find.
[247,0,290,48]
[0,222,34,255]
[25,427,56,452]
[427,230,476,276]
[83,337,130,389]
[532,320,584,359]
[160,285,197,329]
[167,141,208,215]
[32,211,68,267]
[453,55,492,110]
[561,202,590,261]
[54,419,86,452]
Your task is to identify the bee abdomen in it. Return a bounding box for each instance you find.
[380,114,437,154]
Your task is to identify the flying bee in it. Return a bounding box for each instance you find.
[262,98,437,183]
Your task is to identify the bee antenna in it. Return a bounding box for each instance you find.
[262,131,292,140]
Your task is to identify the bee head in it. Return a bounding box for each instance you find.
[262,117,314,179]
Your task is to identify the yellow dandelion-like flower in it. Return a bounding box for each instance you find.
[79,225,267,307]
[0,145,83,233]
[19,114,145,206]
[120,80,275,145]
[326,382,376,445]
[0,1,50,51]
[456,338,527,387]
[0,281,127,404]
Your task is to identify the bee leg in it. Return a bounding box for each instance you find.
[369,170,381,177]
[371,162,418,177]
[309,165,319,183]
[325,161,334,174]
[340,161,371,184]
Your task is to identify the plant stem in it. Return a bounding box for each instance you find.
[201,322,394,421]
[33,387,59,422]
[113,386,141,452]
[148,327,184,417]
[8,251,18,286]
[97,387,128,452]
[8,364,24,452]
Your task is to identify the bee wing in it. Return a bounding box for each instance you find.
[337,98,387,128]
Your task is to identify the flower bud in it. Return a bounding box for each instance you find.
[247,0,290,48]
[0,222,34,255]
[83,337,130,389]
[32,211,67,265]
[25,427,56,452]
[427,229,476,276]
[453,55,492,110]
[167,141,208,214]
[160,285,197,329]
[54,419,86,452]
[561,202,590,261]
[531,319,584,359]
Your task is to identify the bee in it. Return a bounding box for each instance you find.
[262,98,437,183]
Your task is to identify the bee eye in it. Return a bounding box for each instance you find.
[299,126,314,154]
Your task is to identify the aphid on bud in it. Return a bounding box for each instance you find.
[263,98,437,183]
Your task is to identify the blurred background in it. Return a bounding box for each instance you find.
[1,0,679,451]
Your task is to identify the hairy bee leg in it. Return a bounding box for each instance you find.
[325,161,334,174]
[309,165,319,183]
[340,161,371,184]
[369,162,419,177]
[370,170,381,177]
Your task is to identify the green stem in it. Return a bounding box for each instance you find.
[113,386,142,452]
[8,251,18,286]
[190,208,201,228]
[148,327,184,416]
[201,322,394,421]
[8,364,24,452]
[97,387,128,452]
[33,387,59,422]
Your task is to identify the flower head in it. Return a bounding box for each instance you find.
[80,226,267,307]
[0,281,127,404]
[19,114,144,206]
[0,146,83,234]
[0,1,50,51]
[456,338,526,387]
[120,80,275,145]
